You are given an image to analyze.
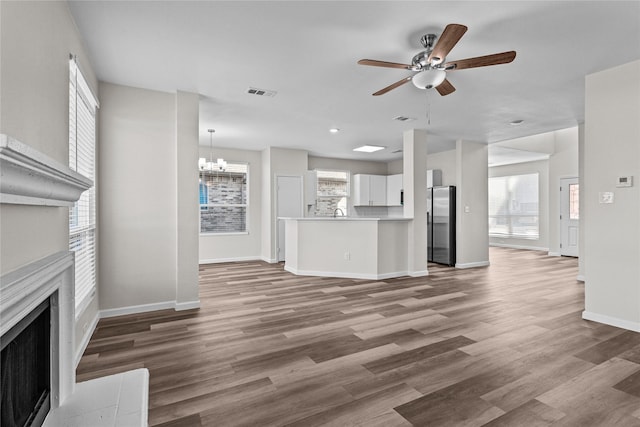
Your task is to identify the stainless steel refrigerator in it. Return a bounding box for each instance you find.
[427,186,456,266]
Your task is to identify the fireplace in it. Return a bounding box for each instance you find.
[0,252,75,425]
[1,298,51,427]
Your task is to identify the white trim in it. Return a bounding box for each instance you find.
[576,275,585,282]
[0,134,93,206]
[74,311,100,368]
[100,301,177,319]
[175,300,200,311]
[548,251,561,257]
[284,265,409,280]
[261,256,278,264]
[199,256,264,264]
[490,242,550,252]
[100,300,201,319]
[582,311,640,333]
[408,270,429,277]
[455,261,491,269]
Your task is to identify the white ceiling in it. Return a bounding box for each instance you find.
[68,1,640,162]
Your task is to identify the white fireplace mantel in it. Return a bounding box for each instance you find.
[0,134,93,206]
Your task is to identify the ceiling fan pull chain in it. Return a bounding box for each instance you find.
[426,90,431,125]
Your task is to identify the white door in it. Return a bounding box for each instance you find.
[560,177,579,257]
[277,176,303,262]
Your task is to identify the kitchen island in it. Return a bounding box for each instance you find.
[283,217,411,280]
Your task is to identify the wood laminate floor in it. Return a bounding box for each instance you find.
[78,248,640,426]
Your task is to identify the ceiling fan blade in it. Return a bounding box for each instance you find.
[372,76,413,96]
[436,79,456,96]
[358,59,413,70]
[428,24,468,64]
[444,51,516,70]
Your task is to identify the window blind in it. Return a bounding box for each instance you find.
[69,57,98,315]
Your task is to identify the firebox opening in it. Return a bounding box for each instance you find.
[1,298,51,427]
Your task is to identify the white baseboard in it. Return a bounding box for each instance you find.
[261,256,278,264]
[75,311,100,367]
[408,270,429,277]
[455,261,490,269]
[490,243,550,252]
[175,300,200,311]
[582,311,640,332]
[576,275,585,282]
[284,265,408,280]
[548,251,561,257]
[199,256,263,264]
[100,300,184,319]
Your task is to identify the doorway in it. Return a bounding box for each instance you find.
[276,175,303,262]
[560,177,579,257]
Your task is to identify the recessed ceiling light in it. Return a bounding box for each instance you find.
[510,119,524,126]
[353,145,385,153]
[329,128,340,133]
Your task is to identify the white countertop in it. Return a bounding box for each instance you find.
[280,217,412,221]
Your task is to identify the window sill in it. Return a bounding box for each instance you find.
[200,231,249,237]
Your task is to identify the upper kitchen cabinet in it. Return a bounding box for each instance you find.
[386,174,403,206]
[353,174,387,206]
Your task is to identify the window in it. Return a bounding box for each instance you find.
[569,183,579,220]
[69,57,98,314]
[315,170,349,216]
[489,173,539,239]
[199,163,249,233]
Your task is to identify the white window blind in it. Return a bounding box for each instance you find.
[489,173,539,239]
[69,57,98,315]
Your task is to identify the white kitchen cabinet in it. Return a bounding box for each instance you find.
[304,170,317,206]
[353,174,387,206]
[386,174,403,206]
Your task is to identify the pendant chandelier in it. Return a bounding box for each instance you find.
[198,129,227,172]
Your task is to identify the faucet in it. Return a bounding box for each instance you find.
[333,208,345,218]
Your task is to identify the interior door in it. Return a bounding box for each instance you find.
[276,175,303,262]
[560,177,579,257]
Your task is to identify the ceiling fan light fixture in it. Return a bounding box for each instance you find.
[412,68,447,90]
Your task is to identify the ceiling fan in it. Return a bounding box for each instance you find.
[358,24,516,96]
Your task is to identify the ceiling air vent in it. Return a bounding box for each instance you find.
[246,87,277,97]
[393,116,416,122]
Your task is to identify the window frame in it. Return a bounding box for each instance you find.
[199,162,250,235]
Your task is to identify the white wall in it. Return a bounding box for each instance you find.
[427,149,457,186]
[456,140,489,267]
[261,147,309,262]
[0,0,100,359]
[583,60,640,330]
[98,82,199,313]
[199,147,263,263]
[489,159,550,251]
[548,127,579,255]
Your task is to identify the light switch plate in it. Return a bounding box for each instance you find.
[599,192,614,204]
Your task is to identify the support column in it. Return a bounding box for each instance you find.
[175,91,200,309]
[403,129,428,276]
[455,139,489,268]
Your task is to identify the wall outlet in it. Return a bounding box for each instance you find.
[344,252,350,261]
